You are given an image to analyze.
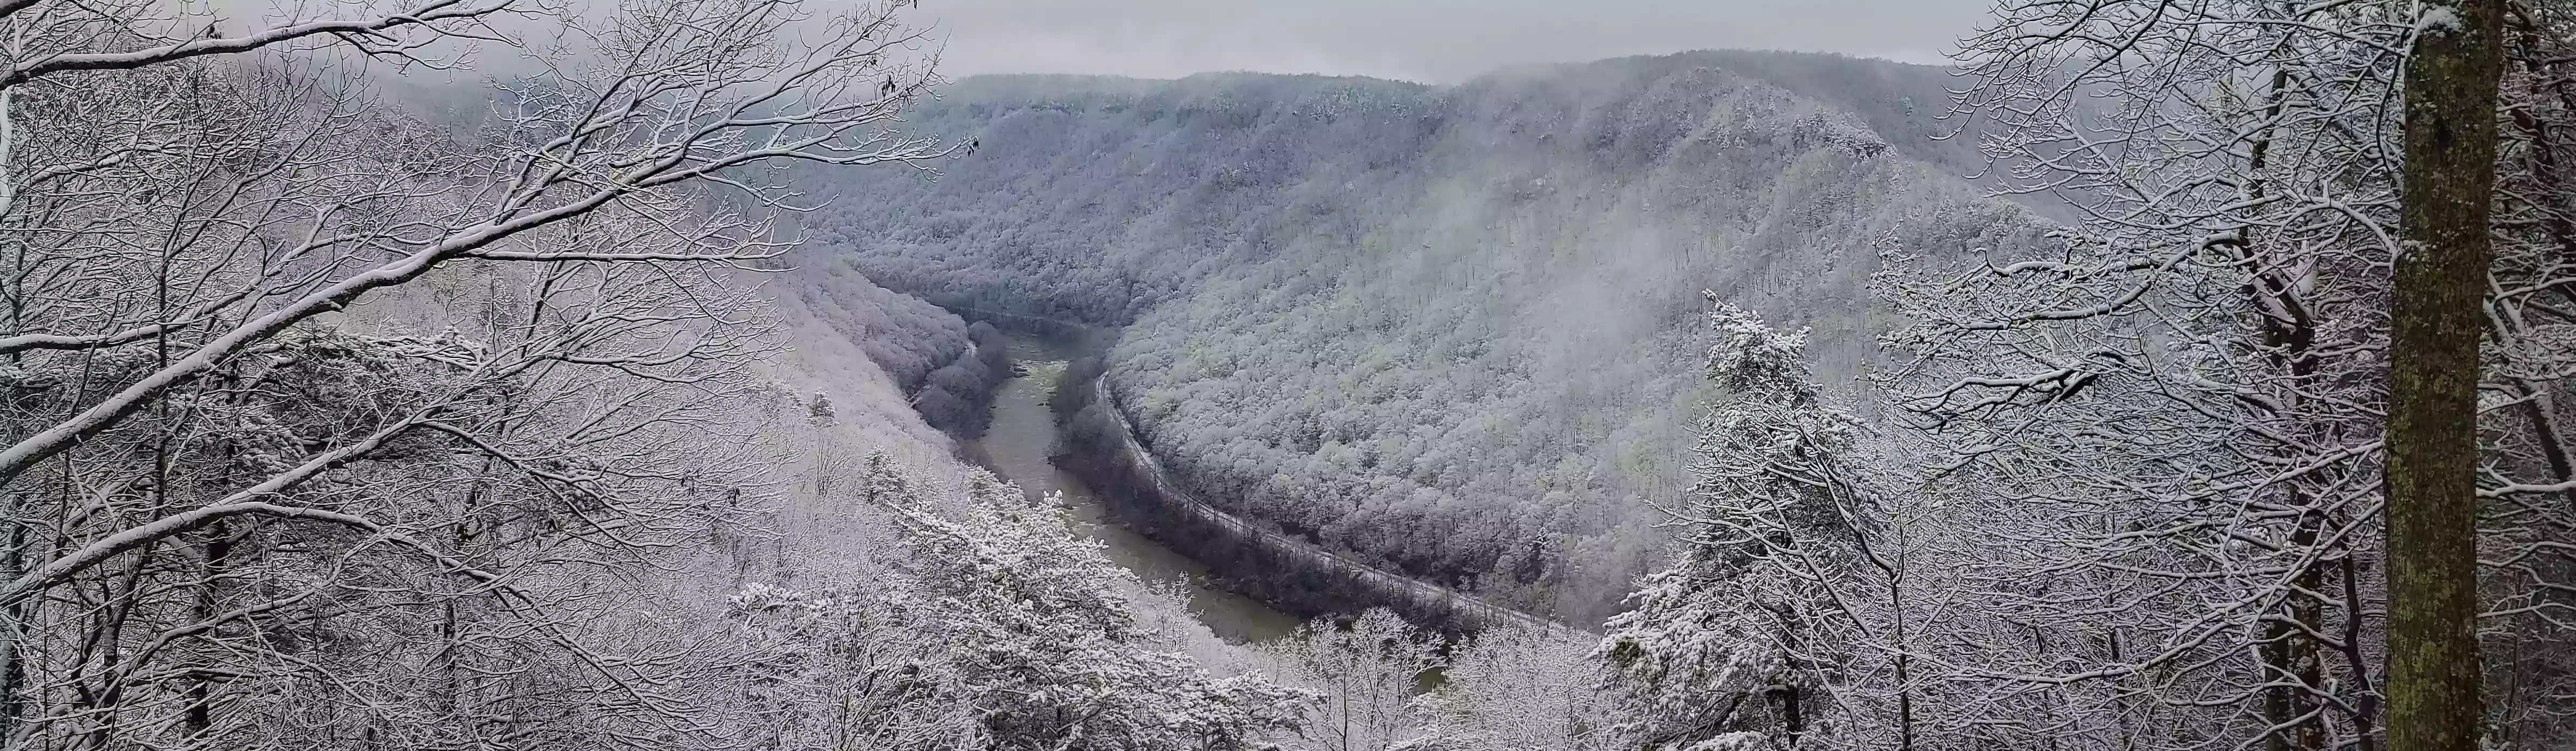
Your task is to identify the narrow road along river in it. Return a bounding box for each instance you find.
[964,333,1301,644]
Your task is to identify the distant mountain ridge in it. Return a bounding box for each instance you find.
[797,50,2054,621]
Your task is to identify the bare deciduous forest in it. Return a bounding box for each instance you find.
[0,0,2565,749]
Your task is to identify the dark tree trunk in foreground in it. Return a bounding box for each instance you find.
[2389,2,2506,750]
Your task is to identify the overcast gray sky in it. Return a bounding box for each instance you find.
[917,0,1995,83]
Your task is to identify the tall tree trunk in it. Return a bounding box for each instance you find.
[185,523,230,738]
[2265,508,2327,751]
[2389,3,2506,751]
[0,490,19,748]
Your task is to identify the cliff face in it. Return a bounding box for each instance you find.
[797,50,2054,622]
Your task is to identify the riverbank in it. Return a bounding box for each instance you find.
[1049,349,1575,637]
[958,331,1300,644]
[927,313,1576,637]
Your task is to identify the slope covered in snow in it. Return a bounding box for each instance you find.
[799,50,2052,621]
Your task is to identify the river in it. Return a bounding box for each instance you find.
[964,332,1301,644]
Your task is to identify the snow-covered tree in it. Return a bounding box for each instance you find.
[1886,0,2405,740]
[1402,624,1612,751]
[2475,1,2576,743]
[882,476,1315,750]
[725,581,985,749]
[1871,0,2567,747]
[1601,301,1927,750]
[0,0,953,745]
[1263,608,1444,751]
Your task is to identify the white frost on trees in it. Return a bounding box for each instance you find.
[1601,301,1932,751]
[879,476,1316,750]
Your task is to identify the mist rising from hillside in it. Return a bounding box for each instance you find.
[797,50,2055,621]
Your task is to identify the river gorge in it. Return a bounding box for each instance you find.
[961,331,1301,643]
[953,327,1574,642]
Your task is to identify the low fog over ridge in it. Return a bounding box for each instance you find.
[920,0,1994,81]
[10,0,2565,747]
[793,49,2048,620]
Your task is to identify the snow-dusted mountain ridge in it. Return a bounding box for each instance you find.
[799,50,2054,621]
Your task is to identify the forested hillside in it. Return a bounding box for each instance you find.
[10,0,2569,746]
[783,255,1012,437]
[0,0,1324,746]
[799,51,2051,620]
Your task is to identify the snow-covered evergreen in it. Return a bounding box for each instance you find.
[4,0,2566,747]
